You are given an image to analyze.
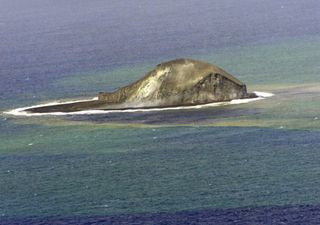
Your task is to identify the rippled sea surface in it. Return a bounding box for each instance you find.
[1,0,320,224]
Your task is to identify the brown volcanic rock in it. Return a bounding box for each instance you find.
[27,58,256,113]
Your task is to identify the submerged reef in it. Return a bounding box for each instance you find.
[27,58,257,113]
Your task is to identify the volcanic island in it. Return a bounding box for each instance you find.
[26,58,257,113]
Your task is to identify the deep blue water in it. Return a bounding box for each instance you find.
[2,205,320,225]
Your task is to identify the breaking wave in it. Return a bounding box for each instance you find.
[4,92,274,117]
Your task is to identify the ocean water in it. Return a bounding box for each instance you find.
[1,0,320,224]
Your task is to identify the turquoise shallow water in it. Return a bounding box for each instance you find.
[1,0,320,222]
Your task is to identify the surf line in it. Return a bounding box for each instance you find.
[4,92,274,117]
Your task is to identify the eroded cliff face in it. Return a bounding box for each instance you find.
[26,58,256,113]
[98,58,254,108]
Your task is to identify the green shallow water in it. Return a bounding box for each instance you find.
[1,35,320,218]
[2,125,320,217]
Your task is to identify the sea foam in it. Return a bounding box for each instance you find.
[3,92,273,116]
